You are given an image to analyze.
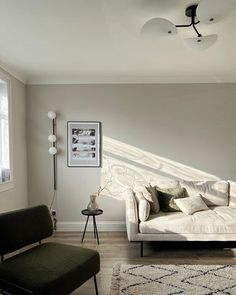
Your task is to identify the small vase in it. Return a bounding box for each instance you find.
[87,194,99,213]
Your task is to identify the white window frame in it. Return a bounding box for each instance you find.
[0,70,14,193]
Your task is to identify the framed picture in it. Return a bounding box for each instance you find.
[67,121,102,167]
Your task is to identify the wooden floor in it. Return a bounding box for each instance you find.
[48,231,236,295]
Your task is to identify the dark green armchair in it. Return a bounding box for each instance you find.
[0,205,100,295]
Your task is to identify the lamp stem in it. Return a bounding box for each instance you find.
[52,118,57,191]
[53,155,56,190]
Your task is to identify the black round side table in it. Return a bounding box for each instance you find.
[81,209,103,245]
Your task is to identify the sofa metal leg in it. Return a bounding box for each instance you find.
[94,275,99,295]
[141,241,144,257]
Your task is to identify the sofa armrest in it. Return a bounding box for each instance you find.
[125,189,139,241]
[229,180,236,208]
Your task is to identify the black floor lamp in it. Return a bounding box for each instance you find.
[48,111,57,230]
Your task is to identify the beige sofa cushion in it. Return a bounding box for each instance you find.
[135,192,150,222]
[174,195,209,215]
[181,180,229,206]
[139,206,236,234]
[229,181,236,208]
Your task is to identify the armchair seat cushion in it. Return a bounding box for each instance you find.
[0,242,100,295]
[139,206,236,235]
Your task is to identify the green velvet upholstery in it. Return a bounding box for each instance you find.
[0,205,100,295]
[0,243,100,295]
[156,187,188,212]
[0,205,53,256]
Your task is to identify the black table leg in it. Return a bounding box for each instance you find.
[93,216,100,245]
[93,216,96,238]
[81,216,90,243]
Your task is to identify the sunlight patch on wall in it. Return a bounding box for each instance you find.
[101,136,220,199]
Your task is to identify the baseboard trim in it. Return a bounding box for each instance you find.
[57,221,126,232]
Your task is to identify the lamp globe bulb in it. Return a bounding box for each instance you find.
[48,111,56,120]
[48,134,57,143]
[49,147,57,155]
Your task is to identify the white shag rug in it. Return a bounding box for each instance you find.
[110,264,236,295]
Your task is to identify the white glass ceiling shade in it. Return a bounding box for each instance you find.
[141,18,177,37]
[183,34,218,51]
[197,0,236,24]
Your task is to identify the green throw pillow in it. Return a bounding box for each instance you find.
[156,187,187,212]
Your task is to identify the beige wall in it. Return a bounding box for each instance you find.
[26,83,236,230]
[0,68,28,212]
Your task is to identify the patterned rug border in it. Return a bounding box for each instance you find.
[109,264,236,295]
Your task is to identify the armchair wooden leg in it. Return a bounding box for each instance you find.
[141,241,144,257]
[94,275,99,295]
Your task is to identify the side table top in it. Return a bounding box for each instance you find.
[81,209,103,216]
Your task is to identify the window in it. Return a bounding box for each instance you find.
[0,75,12,187]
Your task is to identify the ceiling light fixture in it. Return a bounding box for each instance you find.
[141,0,235,50]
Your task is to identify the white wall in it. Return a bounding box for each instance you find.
[26,83,236,230]
[0,68,28,212]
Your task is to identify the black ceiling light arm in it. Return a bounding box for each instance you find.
[176,23,192,28]
[175,5,202,37]
[192,21,202,37]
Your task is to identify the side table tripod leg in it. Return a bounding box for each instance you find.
[93,216,96,238]
[81,216,89,243]
[94,216,100,245]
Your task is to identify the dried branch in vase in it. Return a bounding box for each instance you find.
[93,179,112,197]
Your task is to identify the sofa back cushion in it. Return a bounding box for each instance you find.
[0,205,53,256]
[181,180,229,206]
[135,192,150,221]
[228,181,236,208]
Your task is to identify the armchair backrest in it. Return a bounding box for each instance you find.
[0,205,53,256]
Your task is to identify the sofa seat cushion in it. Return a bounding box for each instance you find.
[139,206,236,234]
[0,242,100,295]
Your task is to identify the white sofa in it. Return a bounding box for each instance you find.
[125,180,236,256]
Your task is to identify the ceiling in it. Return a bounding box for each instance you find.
[0,0,236,84]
